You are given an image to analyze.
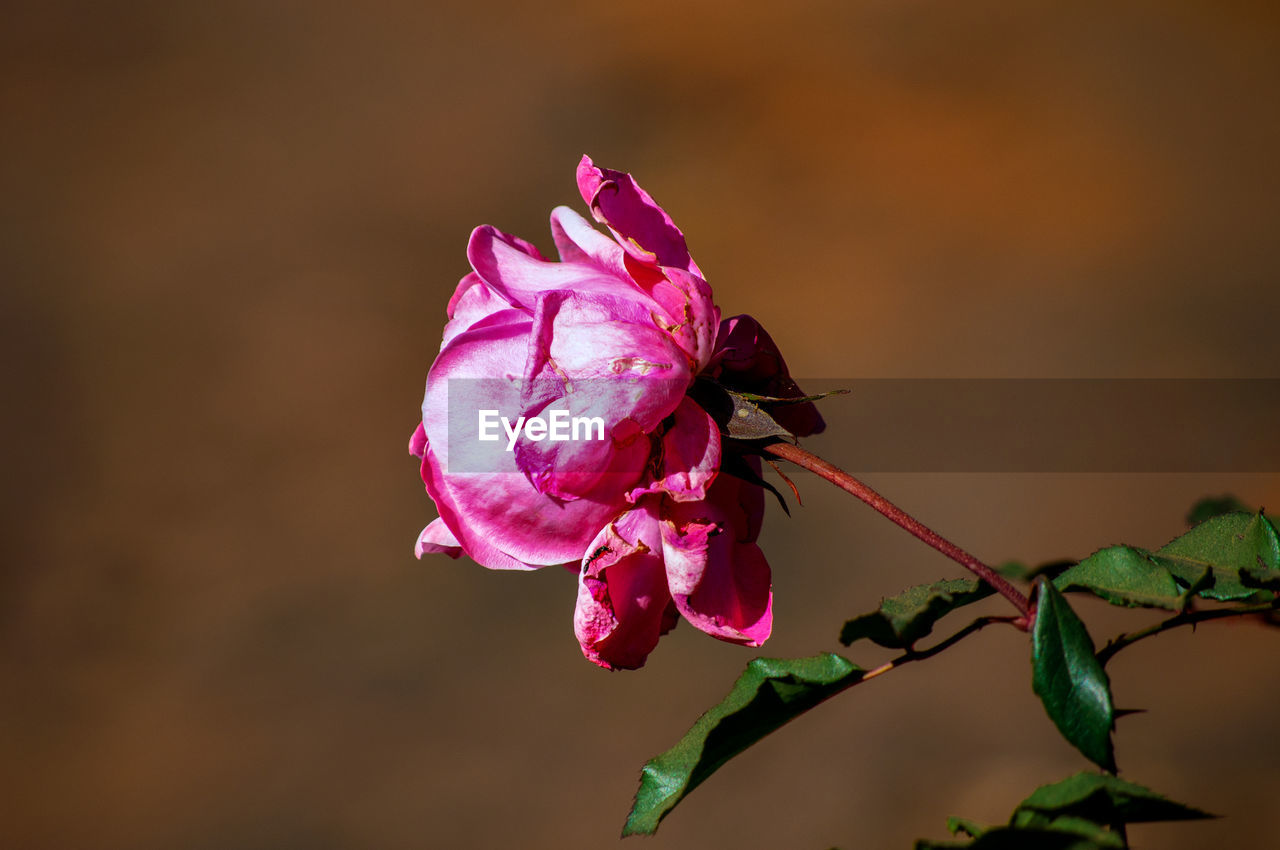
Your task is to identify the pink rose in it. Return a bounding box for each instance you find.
[410,156,821,669]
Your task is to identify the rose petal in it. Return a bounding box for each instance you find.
[512,394,652,501]
[660,473,773,646]
[521,287,664,385]
[523,289,691,430]
[467,224,642,313]
[414,518,462,559]
[627,396,720,503]
[549,205,629,280]
[576,155,701,277]
[442,272,516,349]
[573,501,677,669]
[498,289,690,500]
[418,449,534,571]
[421,315,631,567]
[649,267,720,370]
[408,422,427,459]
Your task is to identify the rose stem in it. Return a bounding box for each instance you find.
[1095,601,1279,666]
[764,441,1033,623]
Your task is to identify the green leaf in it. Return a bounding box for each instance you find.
[994,561,1032,581]
[1030,580,1116,771]
[916,827,1116,849]
[1054,547,1185,610]
[1185,495,1250,526]
[1242,561,1280,591]
[839,578,995,649]
[1013,771,1215,824]
[921,772,1213,849]
[622,653,863,836]
[1057,512,1279,608]
[946,816,990,838]
[1019,816,1124,848]
[1156,511,1279,602]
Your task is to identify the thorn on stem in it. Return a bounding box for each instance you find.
[766,459,802,506]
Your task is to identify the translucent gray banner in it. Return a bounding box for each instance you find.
[437,378,1280,473]
[799,379,1279,472]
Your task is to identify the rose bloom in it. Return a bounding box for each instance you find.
[410,157,821,669]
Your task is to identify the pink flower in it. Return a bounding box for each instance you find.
[410,156,821,669]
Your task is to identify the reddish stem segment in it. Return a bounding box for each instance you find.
[764,442,1033,623]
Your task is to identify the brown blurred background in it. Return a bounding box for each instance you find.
[3,2,1279,848]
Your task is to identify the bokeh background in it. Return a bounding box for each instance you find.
[4,2,1279,848]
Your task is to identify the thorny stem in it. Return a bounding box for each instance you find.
[859,615,1019,682]
[823,604,1276,717]
[801,615,1020,724]
[1096,601,1280,667]
[804,615,1015,717]
[764,441,1033,624]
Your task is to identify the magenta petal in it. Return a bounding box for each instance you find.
[547,315,690,387]
[422,316,631,567]
[661,520,773,646]
[627,396,720,503]
[415,518,462,559]
[573,502,675,670]
[658,514,713,598]
[506,289,690,499]
[408,422,427,459]
[576,155,701,277]
[523,289,693,432]
[512,395,652,501]
[520,287,667,386]
[549,205,629,280]
[547,319,691,433]
[658,396,720,501]
[680,537,773,647]
[418,449,534,571]
[467,224,641,314]
[650,267,720,370]
[659,474,773,647]
[563,158,717,368]
[441,273,516,349]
